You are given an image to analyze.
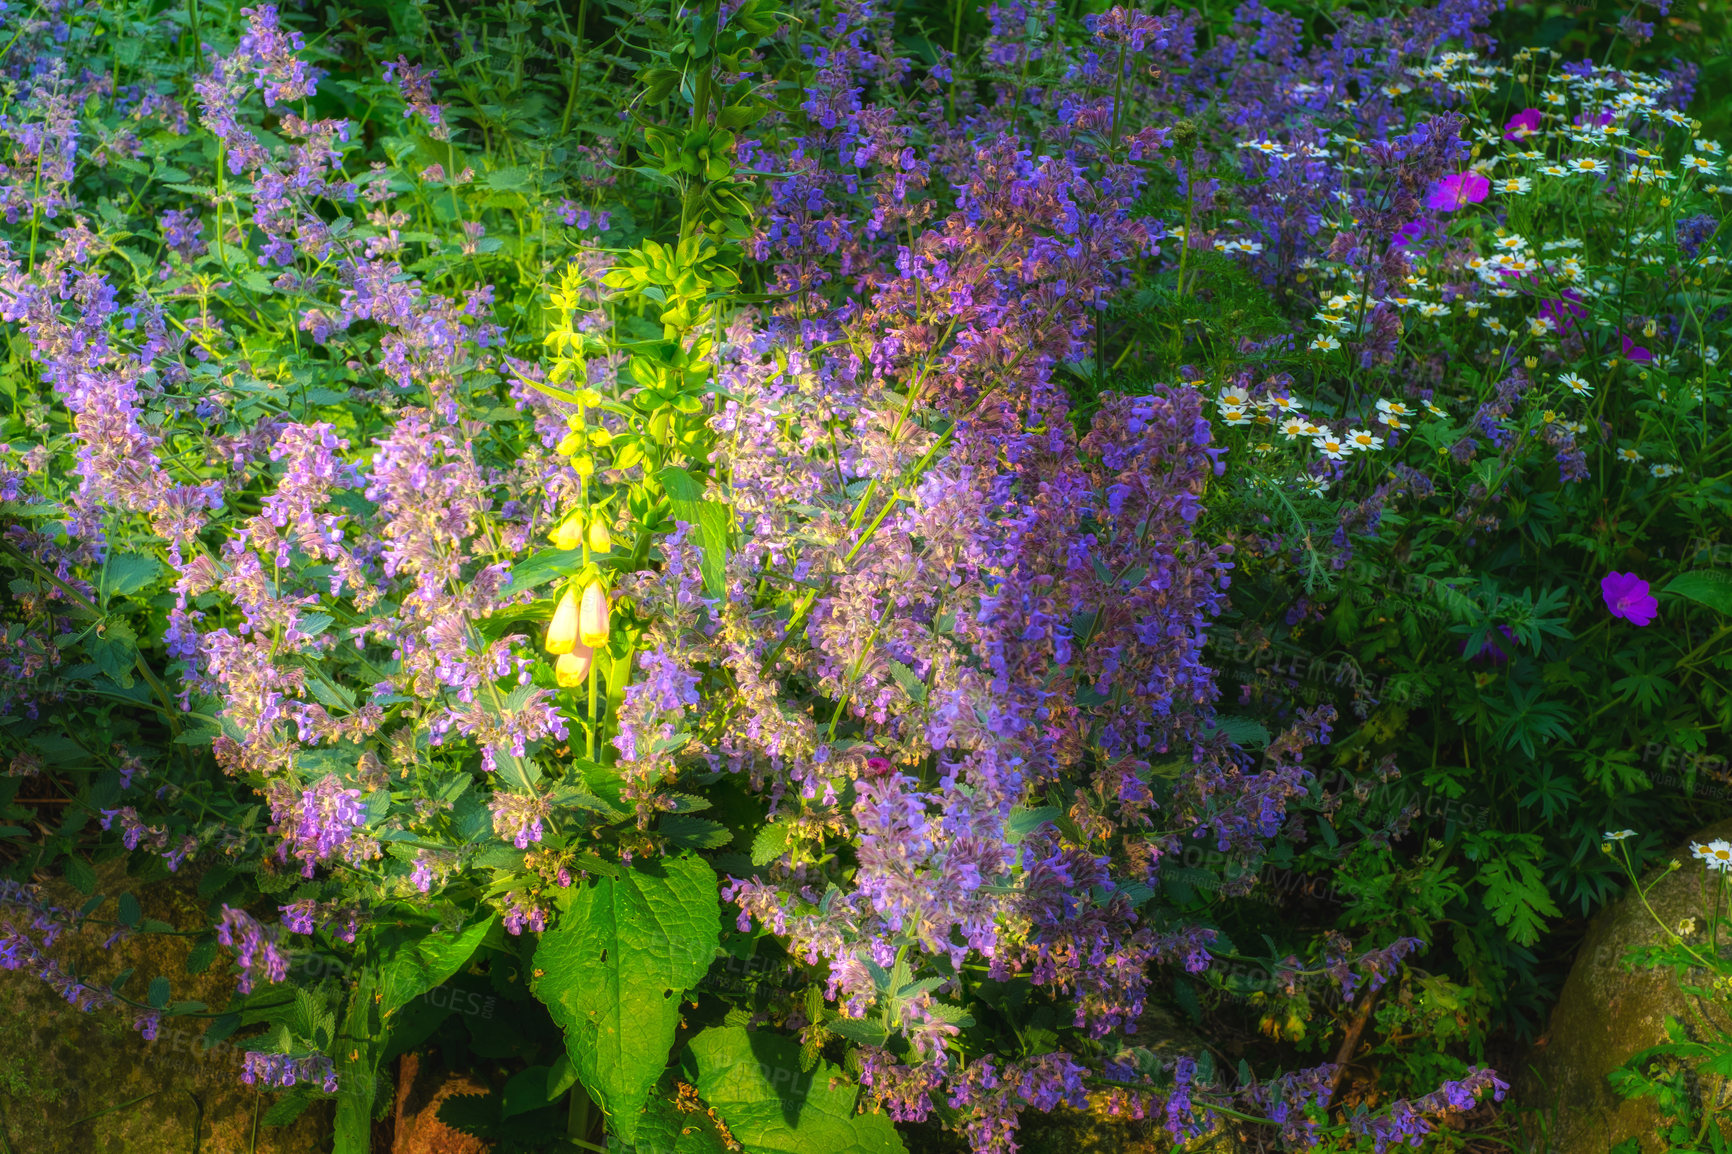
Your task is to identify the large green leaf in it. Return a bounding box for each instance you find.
[378,915,497,1020]
[532,856,720,1143]
[630,1085,730,1154]
[1665,570,1732,615]
[658,466,730,600]
[688,1027,906,1154]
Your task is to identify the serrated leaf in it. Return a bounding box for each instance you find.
[659,814,732,850]
[887,661,926,704]
[64,855,96,895]
[823,1017,892,1047]
[1476,853,1561,947]
[148,976,172,1009]
[531,856,720,1144]
[117,892,142,927]
[1206,715,1271,749]
[306,675,355,711]
[100,553,161,599]
[1006,806,1058,844]
[750,822,791,867]
[688,1027,906,1154]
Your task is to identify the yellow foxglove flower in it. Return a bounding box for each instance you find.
[579,581,610,649]
[546,588,579,654]
[588,517,613,554]
[555,646,593,687]
[552,517,583,551]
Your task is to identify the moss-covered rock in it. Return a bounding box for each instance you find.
[1518,819,1732,1154]
[0,863,331,1154]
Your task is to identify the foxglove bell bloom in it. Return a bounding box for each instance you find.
[555,646,592,687]
[1423,172,1490,211]
[587,517,612,553]
[1601,572,1657,626]
[578,580,610,648]
[546,588,579,654]
[551,517,583,551]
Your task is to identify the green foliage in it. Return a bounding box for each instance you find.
[687,1027,908,1154]
[531,855,721,1141]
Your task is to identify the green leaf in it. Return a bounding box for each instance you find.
[531,856,720,1143]
[1476,851,1561,947]
[100,553,161,599]
[501,1065,553,1118]
[547,1053,581,1101]
[658,467,730,600]
[378,916,497,1020]
[117,892,142,928]
[1006,807,1059,844]
[1205,715,1270,749]
[688,1027,906,1154]
[632,1085,730,1154]
[507,548,586,594]
[659,815,733,850]
[750,822,791,867]
[1665,570,1732,615]
[89,620,140,688]
[887,661,926,704]
[147,976,172,1010]
[64,855,96,895]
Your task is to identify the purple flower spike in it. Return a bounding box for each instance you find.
[1423,172,1490,212]
[1503,109,1542,140]
[1601,572,1657,626]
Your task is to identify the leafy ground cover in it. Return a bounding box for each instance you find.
[0,0,1728,1150]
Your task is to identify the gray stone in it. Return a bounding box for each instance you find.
[1518,818,1732,1153]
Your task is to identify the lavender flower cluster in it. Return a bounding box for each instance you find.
[0,0,1560,1147]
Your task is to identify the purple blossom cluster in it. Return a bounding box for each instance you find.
[0,0,1570,1143]
[242,1050,339,1093]
[216,905,290,994]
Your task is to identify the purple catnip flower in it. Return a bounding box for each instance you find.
[383,56,448,140]
[1423,171,1489,211]
[490,791,549,849]
[1621,335,1653,364]
[242,1051,338,1093]
[272,776,372,878]
[1602,572,1657,626]
[215,906,290,994]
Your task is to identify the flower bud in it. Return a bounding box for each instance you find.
[552,517,583,551]
[546,588,579,654]
[587,517,612,554]
[555,646,592,687]
[579,580,610,649]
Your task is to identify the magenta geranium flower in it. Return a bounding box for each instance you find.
[1424,172,1490,212]
[1538,290,1585,334]
[1621,335,1653,364]
[1503,109,1543,140]
[1602,572,1658,626]
[1394,218,1436,247]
